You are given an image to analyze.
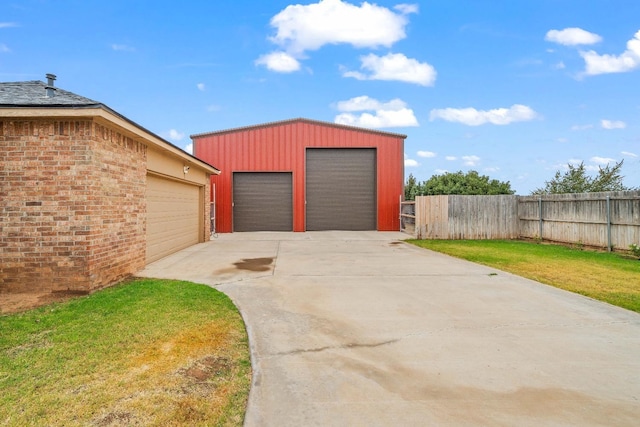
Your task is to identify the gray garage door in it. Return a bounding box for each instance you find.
[233,172,293,232]
[306,148,376,231]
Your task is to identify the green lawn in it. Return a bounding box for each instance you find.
[408,239,640,313]
[0,278,251,427]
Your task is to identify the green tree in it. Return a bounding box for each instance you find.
[532,160,634,194]
[405,171,514,199]
[423,170,515,195]
[404,173,421,200]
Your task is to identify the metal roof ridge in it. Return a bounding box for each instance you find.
[190,117,408,139]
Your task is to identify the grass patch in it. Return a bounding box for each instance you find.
[0,278,251,426]
[408,239,640,313]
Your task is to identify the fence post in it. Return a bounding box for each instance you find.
[538,197,543,240]
[606,195,612,252]
[399,194,401,231]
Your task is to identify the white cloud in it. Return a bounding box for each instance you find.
[417,151,436,158]
[335,109,418,128]
[445,156,457,161]
[405,158,419,167]
[621,151,637,157]
[462,155,480,166]
[206,104,222,112]
[394,4,419,14]
[591,156,616,165]
[259,0,417,70]
[557,137,568,143]
[434,169,448,174]
[343,52,436,86]
[334,95,418,128]
[571,124,594,131]
[183,143,193,155]
[484,167,500,173]
[0,43,9,53]
[111,44,135,52]
[580,30,640,75]
[554,61,566,70]
[197,83,206,91]
[255,51,301,72]
[166,129,185,141]
[564,157,620,171]
[0,22,18,28]
[429,104,538,126]
[268,0,412,55]
[601,119,626,129]
[545,28,602,46]
[336,95,405,112]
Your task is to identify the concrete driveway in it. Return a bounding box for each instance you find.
[139,231,640,426]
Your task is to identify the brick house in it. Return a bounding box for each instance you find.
[0,75,219,296]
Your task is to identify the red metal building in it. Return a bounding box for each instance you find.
[192,118,406,233]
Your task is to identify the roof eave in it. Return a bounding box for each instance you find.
[0,104,220,175]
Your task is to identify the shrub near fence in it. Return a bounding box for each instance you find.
[409,190,640,252]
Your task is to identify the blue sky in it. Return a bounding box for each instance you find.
[1,0,639,194]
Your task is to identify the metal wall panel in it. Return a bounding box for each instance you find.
[306,148,377,230]
[193,119,405,232]
[146,174,201,263]
[233,172,293,231]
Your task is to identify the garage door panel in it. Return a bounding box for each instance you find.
[233,172,293,232]
[147,175,201,263]
[306,148,376,231]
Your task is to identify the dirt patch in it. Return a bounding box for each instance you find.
[94,411,134,427]
[233,257,274,272]
[181,355,232,383]
[0,290,88,315]
[175,355,235,399]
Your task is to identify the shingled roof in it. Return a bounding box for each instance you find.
[0,75,220,174]
[0,80,101,107]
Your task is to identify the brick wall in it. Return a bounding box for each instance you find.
[86,123,147,290]
[0,118,147,293]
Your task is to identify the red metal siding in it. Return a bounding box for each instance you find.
[194,119,404,233]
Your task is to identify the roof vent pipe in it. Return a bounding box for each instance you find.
[45,73,57,97]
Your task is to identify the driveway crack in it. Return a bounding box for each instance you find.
[266,338,400,358]
[272,240,281,276]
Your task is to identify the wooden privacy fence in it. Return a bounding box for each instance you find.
[519,191,640,250]
[412,195,519,240]
[409,191,640,251]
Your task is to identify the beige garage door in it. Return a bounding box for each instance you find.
[146,174,201,263]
